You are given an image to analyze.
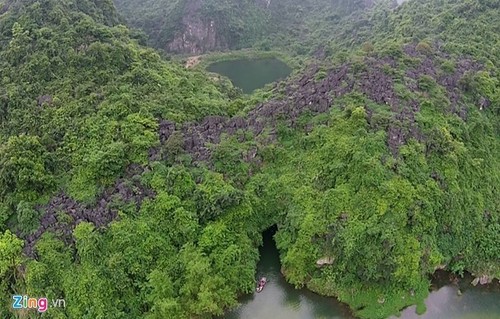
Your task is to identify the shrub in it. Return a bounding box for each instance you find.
[416,41,433,55]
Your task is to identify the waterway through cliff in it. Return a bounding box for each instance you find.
[224,228,500,319]
[205,59,500,319]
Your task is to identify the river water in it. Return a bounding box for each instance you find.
[206,58,291,93]
[225,228,355,319]
[394,271,500,319]
[224,228,500,319]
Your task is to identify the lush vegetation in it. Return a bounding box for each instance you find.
[114,0,272,53]
[0,0,499,319]
[0,1,252,317]
[113,0,374,55]
[112,0,184,50]
[257,84,499,318]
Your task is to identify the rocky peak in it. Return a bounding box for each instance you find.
[167,0,225,54]
[165,0,272,54]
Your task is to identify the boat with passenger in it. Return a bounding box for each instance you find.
[256,277,267,293]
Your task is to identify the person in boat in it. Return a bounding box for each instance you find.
[256,277,266,292]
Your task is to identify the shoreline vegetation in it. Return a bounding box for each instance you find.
[1,0,498,318]
[181,49,302,71]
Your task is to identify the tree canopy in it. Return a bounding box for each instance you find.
[0,0,498,318]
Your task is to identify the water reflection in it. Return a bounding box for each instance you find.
[225,227,355,319]
[225,228,500,319]
[394,272,500,319]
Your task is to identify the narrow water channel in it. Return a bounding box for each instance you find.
[225,227,500,319]
[225,227,356,319]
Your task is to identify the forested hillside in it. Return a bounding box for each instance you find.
[0,0,499,319]
[113,0,271,53]
[113,0,379,54]
[0,1,254,317]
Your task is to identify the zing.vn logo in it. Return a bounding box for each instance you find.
[12,295,66,313]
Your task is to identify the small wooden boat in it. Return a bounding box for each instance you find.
[256,277,267,293]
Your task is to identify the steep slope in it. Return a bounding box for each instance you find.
[114,0,272,54]
[151,41,499,319]
[0,2,254,317]
[0,0,498,319]
[113,0,379,54]
[0,0,237,204]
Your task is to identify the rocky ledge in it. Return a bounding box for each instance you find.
[24,44,489,257]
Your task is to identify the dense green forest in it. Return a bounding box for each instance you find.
[112,0,376,54]
[113,0,272,53]
[1,0,499,318]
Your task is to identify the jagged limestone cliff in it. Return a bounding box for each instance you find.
[113,0,379,54]
[0,0,498,319]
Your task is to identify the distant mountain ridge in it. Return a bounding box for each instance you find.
[113,0,380,54]
[113,0,272,54]
[1,0,120,25]
[0,0,498,318]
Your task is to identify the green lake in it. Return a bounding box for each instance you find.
[206,58,292,93]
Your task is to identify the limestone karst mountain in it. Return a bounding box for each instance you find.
[0,0,498,318]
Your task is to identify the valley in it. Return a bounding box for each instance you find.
[0,1,498,319]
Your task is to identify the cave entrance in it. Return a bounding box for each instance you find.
[257,224,281,276]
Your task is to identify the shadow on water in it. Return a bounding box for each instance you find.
[224,226,356,319]
[224,226,500,319]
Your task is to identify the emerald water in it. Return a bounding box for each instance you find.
[224,228,500,319]
[206,58,291,93]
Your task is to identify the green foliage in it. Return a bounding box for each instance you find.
[441,59,456,73]
[0,230,23,313]
[1,0,499,319]
[0,135,54,205]
[114,0,372,55]
[258,83,498,317]
[15,201,40,236]
[0,0,233,203]
[201,0,271,48]
[115,0,271,51]
[415,40,433,55]
[418,75,438,92]
[0,229,23,278]
[194,170,244,223]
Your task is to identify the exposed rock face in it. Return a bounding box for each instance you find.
[151,63,353,162]
[395,0,410,5]
[152,45,484,162]
[168,0,225,54]
[117,0,378,54]
[166,0,275,54]
[0,0,11,14]
[37,95,53,107]
[255,0,272,8]
[21,164,154,257]
[471,275,494,286]
[25,44,486,257]
[316,256,334,267]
